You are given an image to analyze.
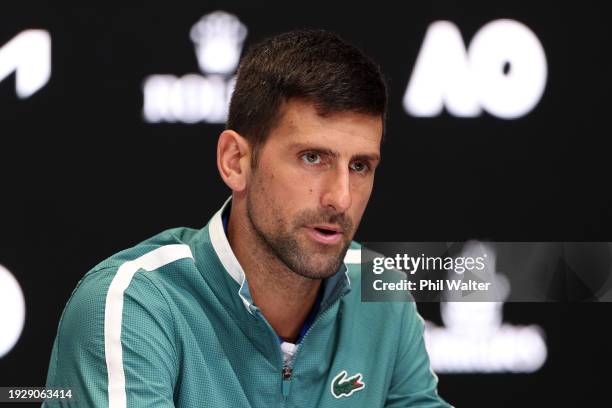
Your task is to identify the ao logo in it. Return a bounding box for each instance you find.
[404,19,547,119]
[0,29,51,98]
[0,264,26,358]
[143,11,247,124]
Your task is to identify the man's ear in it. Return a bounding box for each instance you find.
[217,130,251,192]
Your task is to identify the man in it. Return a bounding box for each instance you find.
[44,29,451,407]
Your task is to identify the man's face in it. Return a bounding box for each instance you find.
[246,99,382,279]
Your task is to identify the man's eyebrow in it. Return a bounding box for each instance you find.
[289,143,381,162]
[353,153,381,163]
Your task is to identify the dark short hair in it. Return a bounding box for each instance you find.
[226,29,388,165]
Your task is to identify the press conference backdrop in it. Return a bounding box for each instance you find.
[1,2,610,406]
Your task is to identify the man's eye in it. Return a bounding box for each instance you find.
[350,161,369,173]
[301,152,321,165]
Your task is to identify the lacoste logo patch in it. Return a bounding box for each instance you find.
[331,370,365,398]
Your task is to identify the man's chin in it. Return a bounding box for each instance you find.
[292,264,343,280]
[289,246,349,279]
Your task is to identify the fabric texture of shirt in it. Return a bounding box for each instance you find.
[44,197,452,407]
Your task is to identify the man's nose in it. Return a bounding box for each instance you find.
[321,166,352,213]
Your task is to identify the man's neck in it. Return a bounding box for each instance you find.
[226,199,321,343]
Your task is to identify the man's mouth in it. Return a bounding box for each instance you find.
[306,225,343,245]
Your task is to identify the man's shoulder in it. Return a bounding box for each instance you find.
[57,227,206,335]
[65,226,206,312]
[90,226,201,272]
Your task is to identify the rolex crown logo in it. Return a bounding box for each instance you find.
[190,11,248,75]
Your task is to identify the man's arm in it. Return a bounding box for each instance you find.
[44,269,178,407]
[384,302,453,408]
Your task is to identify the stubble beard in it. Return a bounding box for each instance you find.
[245,183,354,280]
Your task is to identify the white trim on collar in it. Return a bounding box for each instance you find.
[208,196,253,314]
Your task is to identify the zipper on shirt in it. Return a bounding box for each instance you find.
[281,366,293,396]
[253,308,295,400]
[278,287,349,398]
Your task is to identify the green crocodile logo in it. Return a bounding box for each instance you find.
[331,370,365,398]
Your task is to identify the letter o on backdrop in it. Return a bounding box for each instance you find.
[469,19,548,119]
[0,264,26,358]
